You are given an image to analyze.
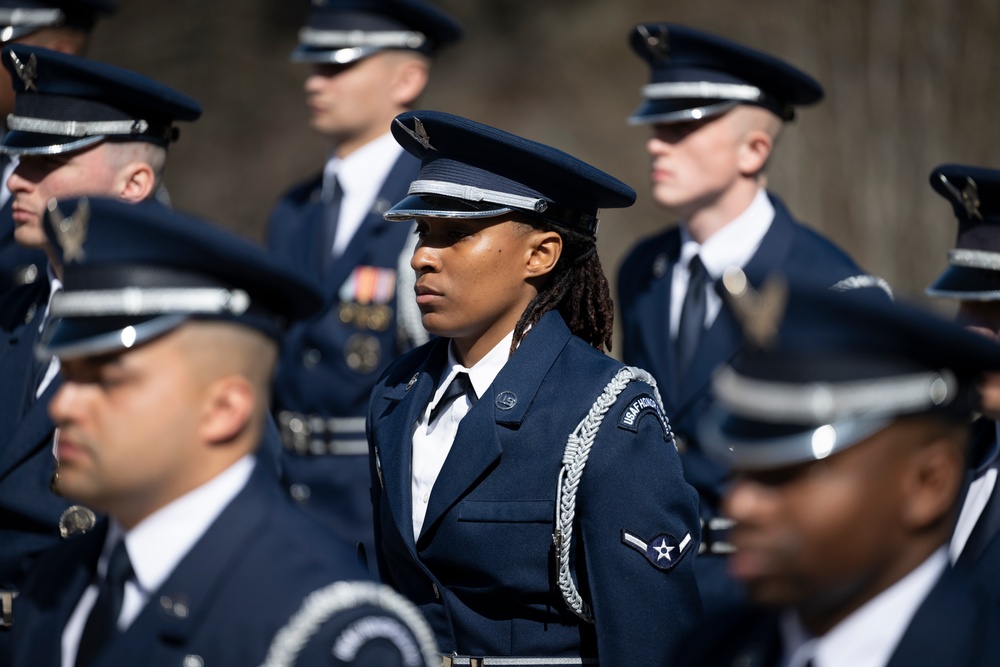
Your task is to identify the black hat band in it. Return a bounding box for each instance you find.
[713,365,957,425]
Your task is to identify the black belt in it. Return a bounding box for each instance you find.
[443,657,598,666]
[278,411,368,456]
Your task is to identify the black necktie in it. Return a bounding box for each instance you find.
[429,372,477,424]
[321,174,343,272]
[76,540,133,667]
[676,255,709,377]
[957,471,1000,570]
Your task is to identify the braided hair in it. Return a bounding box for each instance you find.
[511,218,614,354]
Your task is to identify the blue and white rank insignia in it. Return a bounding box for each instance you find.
[621,529,693,572]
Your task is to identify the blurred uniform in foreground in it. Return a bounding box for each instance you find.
[10,197,436,667]
[0,44,200,653]
[677,271,1000,667]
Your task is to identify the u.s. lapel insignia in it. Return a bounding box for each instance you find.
[938,173,983,221]
[722,267,787,349]
[395,117,436,151]
[636,24,670,62]
[47,197,89,263]
[9,51,37,91]
[406,373,418,391]
[621,529,692,571]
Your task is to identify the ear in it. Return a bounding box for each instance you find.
[737,129,773,177]
[116,162,156,202]
[524,230,562,279]
[388,58,430,108]
[898,438,964,530]
[198,375,256,445]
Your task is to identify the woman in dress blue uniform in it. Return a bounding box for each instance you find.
[367,111,702,667]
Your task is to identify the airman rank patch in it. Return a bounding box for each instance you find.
[618,393,669,440]
[621,529,692,572]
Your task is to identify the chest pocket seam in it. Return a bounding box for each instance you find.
[457,500,553,523]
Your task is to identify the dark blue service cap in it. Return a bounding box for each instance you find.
[0,44,201,155]
[38,197,323,360]
[925,164,1000,301]
[628,23,823,125]
[698,269,1000,471]
[0,0,116,42]
[292,0,462,65]
[384,110,636,237]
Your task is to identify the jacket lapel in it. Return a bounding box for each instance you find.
[95,465,274,662]
[321,154,418,297]
[375,340,449,552]
[673,198,796,422]
[636,229,681,408]
[24,522,107,667]
[417,312,572,545]
[0,378,59,482]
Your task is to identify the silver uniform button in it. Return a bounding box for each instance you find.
[303,348,322,368]
[290,483,311,502]
[183,656,204,667]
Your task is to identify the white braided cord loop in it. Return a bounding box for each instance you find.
[553,366,673,623]
[258,580,439,667]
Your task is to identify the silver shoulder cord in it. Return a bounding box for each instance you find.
[553,366,673,623]
[258,580,439,667]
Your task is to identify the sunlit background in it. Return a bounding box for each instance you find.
[86,0,1000,353]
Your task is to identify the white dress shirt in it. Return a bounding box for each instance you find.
[0,153,17,208]
[322,131,404,258]
[61,455,256,667]
[950,422,1000,563]
[411,331,514,540]
[669,188,774,337]
[37,262,62,399]
[779,548,948,667]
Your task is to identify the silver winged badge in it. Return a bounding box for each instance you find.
[938,173,983,221]
[9,51,37,91]
[47,198,90,264]
[721,267,788,349]
[394,116,435,151]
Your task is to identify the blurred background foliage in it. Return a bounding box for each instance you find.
[87,0,1000,352]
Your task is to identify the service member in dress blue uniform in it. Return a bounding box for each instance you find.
[617,23,888,614]
[368,111,702,666]
[675,273,1000,667]
[0,44,200,651]
[267,0,463,563]
[0,0,118,294]
[10,197,438,667]
[924,165,1000,600]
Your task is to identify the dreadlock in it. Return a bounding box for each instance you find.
[511,218,614,354]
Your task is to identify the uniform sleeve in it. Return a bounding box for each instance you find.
[575,381,703,666]
[259,581,440,667]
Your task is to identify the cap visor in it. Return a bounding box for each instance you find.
[0,131,104,156]
[38,314,186,361]
[926,265,1000,301]
[383,194,513,221]
[628,99,738,125]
